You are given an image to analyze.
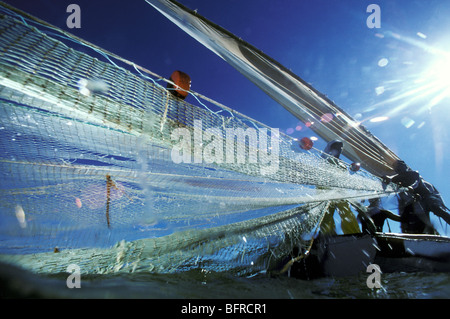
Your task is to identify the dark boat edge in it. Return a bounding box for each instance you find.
[288,232,450,280]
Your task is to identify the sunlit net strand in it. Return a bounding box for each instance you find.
[0,10,392,225]
[0,88,387,228]
[0,8,396,274]
[0,4,237,122]
[0,2,387,173]
[1,3,392,183]
[0,202,328,275]
[145,0,398,175]
[0,14,390,195]
[0,13,386,192]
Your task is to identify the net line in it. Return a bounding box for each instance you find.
[146,0,401,178]
[0,6,397,275]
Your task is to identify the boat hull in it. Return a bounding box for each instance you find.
[374,233,450,273]
[289,233,450,279]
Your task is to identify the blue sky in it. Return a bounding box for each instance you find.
[5,0,450,233]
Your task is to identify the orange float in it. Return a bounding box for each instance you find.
[167,70,191,99]
[299,137,313,150]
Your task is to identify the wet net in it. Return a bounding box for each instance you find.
[0,4,396,275]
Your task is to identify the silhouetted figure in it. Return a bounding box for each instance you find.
[384,160,450,234]
[357,198,401,234]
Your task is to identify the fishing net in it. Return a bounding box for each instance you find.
[147,0,401,178]
[0,4,396,275]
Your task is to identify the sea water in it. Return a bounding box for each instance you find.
[1,260,449,299]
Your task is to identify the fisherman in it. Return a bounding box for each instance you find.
[357,198,401,234]
[319,140,361,235]
[321,139,347,170]
[383,160,450,234]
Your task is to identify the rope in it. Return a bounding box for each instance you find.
[275,201,330,275]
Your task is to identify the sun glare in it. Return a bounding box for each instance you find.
[431,56,450,95]
[421,55,450,110]
[366,32,450,121]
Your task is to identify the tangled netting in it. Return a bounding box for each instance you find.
[0,5,396,275]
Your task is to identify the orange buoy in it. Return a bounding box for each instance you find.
[350,162,361,172]
[167,70,191,99]
[299,137,313,150]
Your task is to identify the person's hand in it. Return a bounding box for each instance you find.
[382,176,391,184]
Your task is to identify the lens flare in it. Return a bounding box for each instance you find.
[366,32,450,119]
[370,116,389,123]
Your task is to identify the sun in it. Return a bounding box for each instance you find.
[373,51,450,118]
[365,31,450,120]
[430,55,450,95]
[420,54,450,111]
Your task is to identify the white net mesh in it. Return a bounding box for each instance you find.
[0,6,396,275]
